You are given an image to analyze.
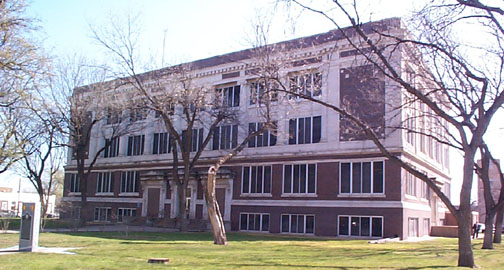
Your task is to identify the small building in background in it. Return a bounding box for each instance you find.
[0,187,57,217]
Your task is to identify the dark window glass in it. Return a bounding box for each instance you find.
[242,167,250,193]
[306,216,314,234]
[240,214,247,230]
[352,163,361,193]
[262,214,270,231]
[248,123,256,147]
[362,162,371,193]
[298,118,305,144]
[341,163,350,193]
[373,161,384,193]
[293,165,300,193]
[361,217,370,236]
[339,216,349,235]
[351,217,360,236]
[284,165,292,193]
[264,166,271,193]
[372,217,383,237]
[308,164,316,193]
[300,164,307,193]
[291,215,298,233]
[281,215,289,232]
[312,116,321,143]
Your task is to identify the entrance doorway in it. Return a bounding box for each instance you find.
[147,188,160,217]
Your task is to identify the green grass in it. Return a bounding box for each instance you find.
[0,232,503,269]
[0,218,74,230]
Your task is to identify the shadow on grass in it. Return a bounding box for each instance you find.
[56,231,340,243]
[225,263,450,269]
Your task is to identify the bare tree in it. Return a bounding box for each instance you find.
[51,56,137,225]
[0,0,48,174]
[271,0,504,267]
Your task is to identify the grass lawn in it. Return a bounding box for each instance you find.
[0,232,503,269]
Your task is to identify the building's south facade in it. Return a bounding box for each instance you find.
[62,18,450,239]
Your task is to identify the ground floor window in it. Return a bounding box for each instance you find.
[281,214,315,234]
[239,213,270,232]
[338,215,383,237]
[70,207,81,220]
[94,207,111,222]
[423,218,430,236]
[408,217,419,237]
[117,208,137,222]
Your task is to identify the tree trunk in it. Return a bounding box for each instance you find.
[205,167,227,245]
[176,181,188,231]
[483,210,495,249]
[79,171,89,226]
[457,154,475,268]
[494,204,503,243]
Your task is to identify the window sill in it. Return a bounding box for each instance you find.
[337,193,386,198]
[119,192,140,196]
[68,192,81,196]
[240,193,273,198]
[95,192,114,196]
[405,194,417,200]
[281,193,317,198]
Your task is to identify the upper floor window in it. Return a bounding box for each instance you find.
[120,171,139,193]
[242,166,272,194]
[340,161,384,194]
[405,171,416,196]
[182,128,203,152]
[216,85,240,107]
[248,122,277,148]
[420,180,429,200]
[153,132,170,154]
[96,172,113,193]
[288,116,321,145]
[106,108,121,124]
[212,125,238,150]
[288,71,322,99]
[69,174,80,193]
[283,164,316,194]
[103,137,120,158]
[127,135,145,156]
[154,103,175,117]
[130,107,148,122]
[250,80,278,105]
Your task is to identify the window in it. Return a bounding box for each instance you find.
[94,207,111,222]
[70,207,81,219]
[103,137,120,158]
[419,104,426,153]
[106,108,121,124]
[420,180,429,199]
[117,208,137,222]
[96,172,113,193]
[153,132,170,154]
[248,122,277,148]
[250,80,278,105]
[288,71,322,99]
[239,213,270,232]
[408,217,419,237]
[130,107,148,122]
[288,116,321,145]
[120,171,139,193]
[242,166,272,194]
[405,109,416,145]
[423,218,430,235]
[127,135,145,156]
[182,128,203,152]
[212,125,238,150]
[338,216,383,237]
[283,164,316,194]
[154,103,175,117]
[216,85,240,107]
[405,171,416,197]
[69,174,80,193]
[339,161,384,194]
[1,201,7,211]
[281,214,315,234]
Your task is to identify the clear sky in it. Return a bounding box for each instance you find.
[3,0,499,203]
